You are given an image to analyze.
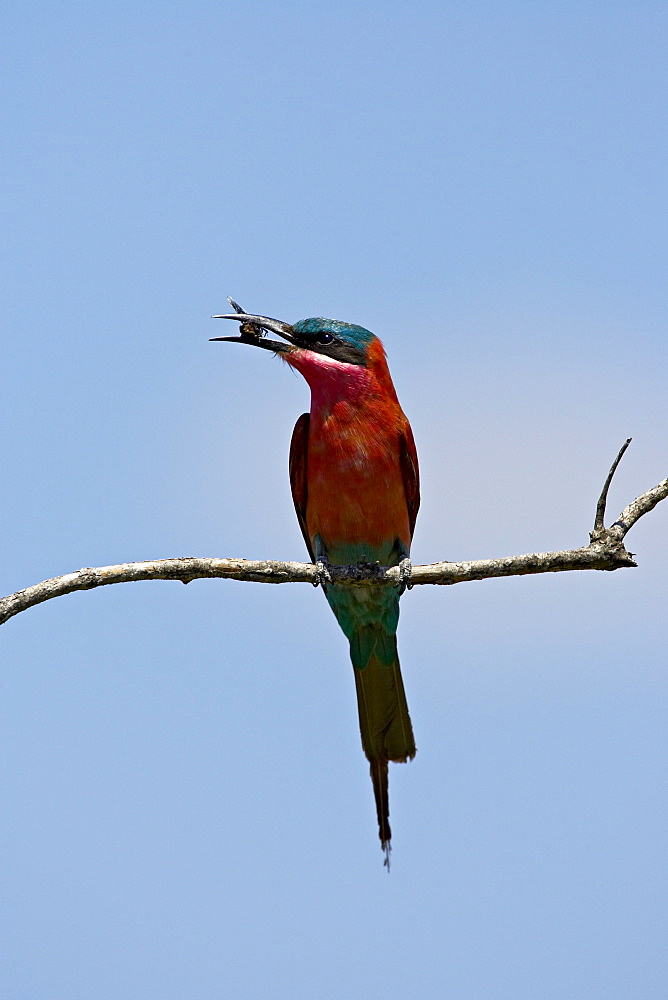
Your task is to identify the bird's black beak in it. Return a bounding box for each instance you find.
[210,299,297,354]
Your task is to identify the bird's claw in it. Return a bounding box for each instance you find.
[398,557,413,594]
[313,559,332,588]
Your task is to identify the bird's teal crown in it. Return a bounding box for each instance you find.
[293,317,375,349]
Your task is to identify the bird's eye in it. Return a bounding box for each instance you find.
[315,332,334,345]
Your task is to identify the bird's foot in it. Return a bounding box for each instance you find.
[397,557,413,594]
[313,558,332,588]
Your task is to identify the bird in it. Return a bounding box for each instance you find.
[211,300,419,865]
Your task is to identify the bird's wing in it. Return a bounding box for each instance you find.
[289,412,315,562]
[399,423,420,540]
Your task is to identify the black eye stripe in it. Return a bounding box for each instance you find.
[294,331,366,366]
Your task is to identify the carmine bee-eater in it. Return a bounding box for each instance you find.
[211,301,419,865]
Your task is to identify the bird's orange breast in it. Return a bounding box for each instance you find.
[305,393,412,560]
[286,337,414,562]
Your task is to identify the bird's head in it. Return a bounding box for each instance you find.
[211,300,397,402]
[210,305,376,367]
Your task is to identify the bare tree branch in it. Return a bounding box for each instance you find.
[607,478,668,538]
[2,446,666,627]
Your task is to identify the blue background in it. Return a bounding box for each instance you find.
[2,3,667,997]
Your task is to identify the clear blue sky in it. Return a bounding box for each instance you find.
[2,3,667,997]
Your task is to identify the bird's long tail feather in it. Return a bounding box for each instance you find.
[351,629,416,864]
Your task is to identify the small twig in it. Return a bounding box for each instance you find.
[593,438,632,533]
